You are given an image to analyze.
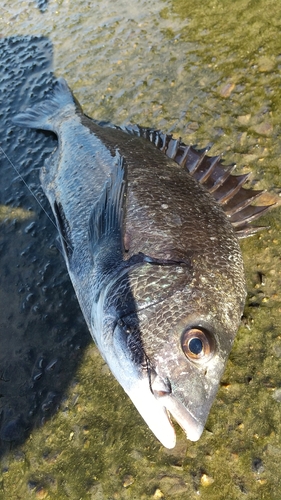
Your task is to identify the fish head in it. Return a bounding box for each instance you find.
[92,254,246,449]
[143,312,236,444]
[132,258,246,447]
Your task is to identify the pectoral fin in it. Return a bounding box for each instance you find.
[88,153,126,275]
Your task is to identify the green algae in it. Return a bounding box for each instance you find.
[1,0,281,499]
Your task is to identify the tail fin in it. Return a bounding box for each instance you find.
[13,78,79,132]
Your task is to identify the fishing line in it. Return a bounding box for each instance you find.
[0,146,72,250]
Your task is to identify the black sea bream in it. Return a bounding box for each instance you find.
[13,78,270,448]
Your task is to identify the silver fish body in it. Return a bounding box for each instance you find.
[14,78,247,448]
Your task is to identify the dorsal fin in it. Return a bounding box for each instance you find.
[122,125,274,238]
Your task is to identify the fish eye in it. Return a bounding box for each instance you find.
[181,327,215,363]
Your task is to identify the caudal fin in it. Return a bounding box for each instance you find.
[13,78,79,132]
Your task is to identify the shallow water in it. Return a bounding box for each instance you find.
[0,1,281,499]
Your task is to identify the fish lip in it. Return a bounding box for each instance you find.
[159,393,204,442]
[128,378,203,446]
[126,378,177,449]
[150,373,204,442]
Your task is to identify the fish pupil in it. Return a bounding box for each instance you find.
[189,337,203,355]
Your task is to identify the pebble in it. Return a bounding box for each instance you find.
[153,488,164,499]
[237,114,251,126]
[274,345,281,358]
[42,450,60,464]
[35,487,48,499]
[219,81,235,98]
[122,474,134,487]
[252,458,265,474]
[200,473,214,487]
[257,478,267,485]
[258,56,275,72]
[250,122,273,136]
[158,475,187,495]
[272,388,281,402]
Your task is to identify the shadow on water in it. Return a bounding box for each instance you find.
[0,36,90,457]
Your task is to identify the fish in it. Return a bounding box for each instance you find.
[13,78,271,448]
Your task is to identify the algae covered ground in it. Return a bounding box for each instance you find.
[0,0,281,498]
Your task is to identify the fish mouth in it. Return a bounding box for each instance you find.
[150,372,204,443]
[158,393,204,442]
[126,377,177,449]
[126,375,204,449]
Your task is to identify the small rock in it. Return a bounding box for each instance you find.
[84,439,90,449]
[257,478,267,485]
[200,473,214,487]
[158,475,187,495]
[252,458,265,474]
[237,114,251,126]
[250,121,273,136]
[219,82,235,98]
[130,449,143,461]
[123,474,134,487]
[35,487,48,499]
[258,56,275,72]
[274,345,281,358]
[185,121,199,134]
[255,191,280,207]
[272,388,281,402]
[27,481,37,491]
[153,488,164,499]
[42,450,60,464]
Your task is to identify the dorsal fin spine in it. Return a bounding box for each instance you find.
[198,155,222,184]
[166,139,181,160]
[224,189,264,216]
[178,145,191,166]
[117,124,274,238]
[207,165,236,193]
[214,173,251,204]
